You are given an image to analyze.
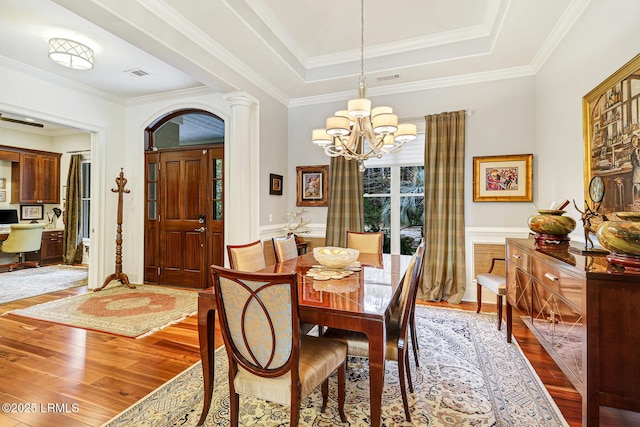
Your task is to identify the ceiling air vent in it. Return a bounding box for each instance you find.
[125,68,150,77]
[377,74,400,82]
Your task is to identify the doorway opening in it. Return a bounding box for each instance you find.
[144,109,224,289]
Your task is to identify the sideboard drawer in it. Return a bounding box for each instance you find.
[531,257,583,310]
[507,243,530,271]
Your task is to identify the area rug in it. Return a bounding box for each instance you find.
[102,306,568,426]
[0,264,88,305]
[6,283,197,338]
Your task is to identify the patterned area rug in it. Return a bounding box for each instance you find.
[6,283,197,338]
[102,306,568,426]
[0,264,88,305]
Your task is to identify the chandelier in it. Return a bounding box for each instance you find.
[311,0,416,171]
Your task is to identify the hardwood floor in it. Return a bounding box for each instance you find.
[0,287,584,426]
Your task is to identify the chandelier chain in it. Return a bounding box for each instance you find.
[310,0,417,170]
[359,0,366,89]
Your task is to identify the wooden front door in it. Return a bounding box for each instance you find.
[144,147,224,289]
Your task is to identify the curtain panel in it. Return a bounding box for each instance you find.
[324,156,364,247]
[419,111,466,303]
[62,154,83,264]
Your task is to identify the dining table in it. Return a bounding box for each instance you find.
[197,251,412,427]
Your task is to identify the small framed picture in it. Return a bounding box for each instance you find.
[269,173,283,195]
[20,204,44,220]
[0,191,5,202]
[473,154,533,202]
[0,178,5,189]
[296,165,329,207]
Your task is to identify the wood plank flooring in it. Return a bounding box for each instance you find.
[0,286,583,426]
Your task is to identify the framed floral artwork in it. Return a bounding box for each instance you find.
[296,165,329,207]
[473,154,533,202]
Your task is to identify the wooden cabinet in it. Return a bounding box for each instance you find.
[25,230,64,265]
[505,238,640,426]
[11,151,61,204]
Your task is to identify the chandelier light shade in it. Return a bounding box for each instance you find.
[311,0,416,171]
[48,38,94,70]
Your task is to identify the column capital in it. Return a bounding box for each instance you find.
[223,92,257,109]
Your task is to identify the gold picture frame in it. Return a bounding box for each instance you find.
[582,53,640,217]
[296,165,329,207]
[0,178,5,189]
[473,154,533,202]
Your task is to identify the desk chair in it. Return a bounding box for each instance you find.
[345,230,383,254]
[210,265,348,426]
[0,223,45,271]
[476,258,506,330]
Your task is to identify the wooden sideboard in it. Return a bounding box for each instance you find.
[505,238,640,426]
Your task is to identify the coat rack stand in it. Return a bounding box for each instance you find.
[97,168,135,291]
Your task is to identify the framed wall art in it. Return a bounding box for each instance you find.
[0,178,5,189]
[473,154,533,202]
[269,173,283,195]
[296,165,329,207]
[0,191,5,202]
[20,204,44,220]
[583,53,640,217]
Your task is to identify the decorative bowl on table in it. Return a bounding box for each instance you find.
[527,209,576,250]
[313,247,359,269]
[596,212,640,271]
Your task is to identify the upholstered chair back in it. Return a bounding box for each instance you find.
[346,231,383,254]
[213,266,298,376]
[1,223,45,253]
[227,240,266,272]
[272,235,299,263]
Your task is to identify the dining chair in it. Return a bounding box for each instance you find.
[397,239,426,369]
[226,240,266,272]
[323,242,424,422]
[210,265,348,426]
[272,234,299,263]
[476,257,506,330]
[345,230,384,254]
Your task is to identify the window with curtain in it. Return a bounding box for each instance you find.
[363,134,425,255]
[363,166,424,255]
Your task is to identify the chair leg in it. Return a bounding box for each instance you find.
[497,294,503,330]
[410,314,420,367]
[397,349,412,423]
[405,348,414,394]
[290,399,300,427]
[476,282,482,313]
[320,378,328,413]
[229,391,240,427]
[337,361,347,423]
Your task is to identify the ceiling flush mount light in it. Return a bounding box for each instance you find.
[311,0,416,171]
[48,38,94,70]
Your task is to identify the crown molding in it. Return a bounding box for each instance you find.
[530,0,592,73]
[289,65,536,108]
[0,54,124,106]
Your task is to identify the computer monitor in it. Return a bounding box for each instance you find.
[0,209,19,225]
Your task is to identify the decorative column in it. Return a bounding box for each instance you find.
[223,92,259,251]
